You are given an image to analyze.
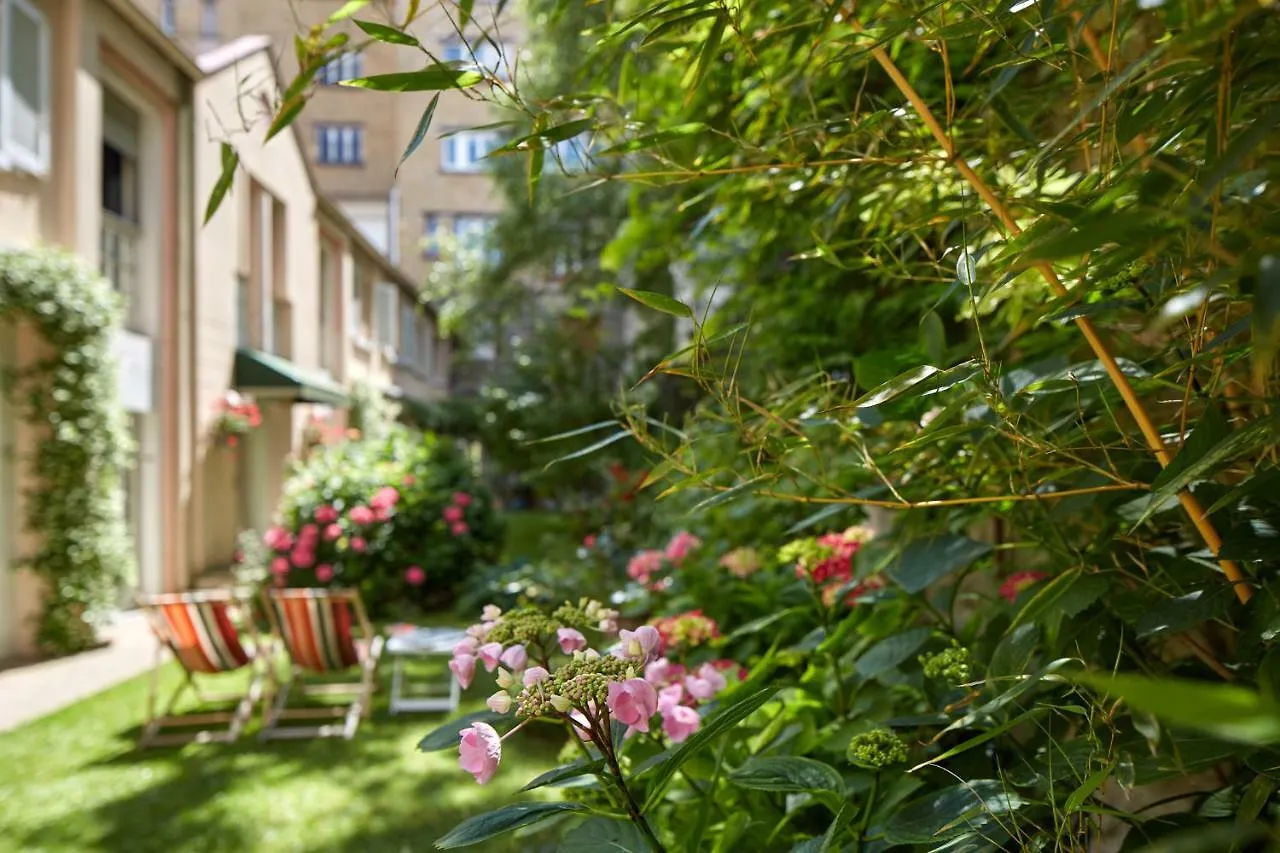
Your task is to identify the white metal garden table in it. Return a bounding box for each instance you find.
[384,625,469,715]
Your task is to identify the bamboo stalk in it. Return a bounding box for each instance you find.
[853,21,1253,603]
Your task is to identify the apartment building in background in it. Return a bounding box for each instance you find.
[0,4,447,661]
[134,0,521,288]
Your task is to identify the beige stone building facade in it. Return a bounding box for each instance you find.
[0,9,446,661]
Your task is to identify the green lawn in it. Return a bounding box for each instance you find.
[0,652,564,852]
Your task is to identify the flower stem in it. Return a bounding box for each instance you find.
[852,773,878,852]
[598,722,666,853]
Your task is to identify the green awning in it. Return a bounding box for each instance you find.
[233,348,349,407]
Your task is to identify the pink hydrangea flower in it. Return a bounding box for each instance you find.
[323,523,342,541]
[482,605,502,622]
[500,645,528,672]
[404,565,426,586]
[657,683,685,713]
[370,486,400,510]
[557,628,587,654]
[452,492,472,507]
[662,704,701,742]
[451,522,470,536]
[684,663,728,701]
[299,524,319,542]
[458,722,502,784]
[487,692,512,714]
[607,678,659,736]
[477,642,503,672]
[664,531,702,565]
[618,626,662,664]
[314,505,339,524]
[449,653,476,689]
[645,658,680,687]
[569,709,593,742]
[453,638,478,657]
[523,666,550,687]
[263,526,292,551]
[315,564,334,583]
[1000,571,1049,603]
[627,550,665,584]
[443,505,465,523]
[350,536,367,553]
[271,557,290,575]
[348,506,375,526]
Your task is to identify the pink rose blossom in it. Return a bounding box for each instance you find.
[323,523,342,541]
[500,645,528,672]
[449,653,476,689]
[607,678,659,736]
[557,628,587,654]
[443,505,465,523]
[290,547,315,569]
[263,526,293,551]
[664,531,702,566]
[299,524,319,542]
[452,492,472,507]
[523,666,550,687]
[271,557,290,575]
[618,626,662,665]
[315,564,334,583]
[458,722,502,784]
[348,506,375,526]
[314,505,339,524]
[627,550,665,584]
[477,642,503,672]
[350,536,367,553]
[583,534,597,549]
[684,663,728,701]
[370,486,400,510]
[661,704,701,742]
[451,522,470,536]
[405,565,426,586]
[374,506,393,522]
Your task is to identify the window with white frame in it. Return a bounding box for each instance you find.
[199,0,218,40]
[453,215,495,255]
[550,134,590,173]
[422,213,444,258]
[350,271,368,338]
[441,130,497,173]
[316,124,364,165]
[441,40,510,79]
[399,300,418,368]
[374,282,399,354]
[419,316,436,377]
[441,41,467,63]
[319,51,363,85]
[0,0,51,175]
[159,0,175,35]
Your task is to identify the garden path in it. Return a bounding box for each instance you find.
[0,611,160,732]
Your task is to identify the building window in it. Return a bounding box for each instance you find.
[319,51,363,85]
[551,135,590,172]
[199,0,218,41]
[422,213,443,258]
[0,0,51,175]
[319,241,336,371]
[317,124,364,165]
[159,0,175,35]
[374,282,399,354]
[419,317,436,377]
[454,215,498,262]
[441,130,497,173]
[236,273,251,346]
[442,42,467,63]
[350,272,368,338]
[399,301,418,368]
[442,40,510,79]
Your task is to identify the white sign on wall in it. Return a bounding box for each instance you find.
[112,329,154,413]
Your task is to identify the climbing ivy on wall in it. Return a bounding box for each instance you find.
[0,248,134,654]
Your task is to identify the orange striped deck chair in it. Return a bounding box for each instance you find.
[137,591,273,747]
[260,588,384,740]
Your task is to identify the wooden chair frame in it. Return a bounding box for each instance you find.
[259,588,384,741]
[137,591,276,748]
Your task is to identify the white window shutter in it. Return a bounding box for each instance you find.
[1,0,51,174]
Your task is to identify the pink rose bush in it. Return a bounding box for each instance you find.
[446,599,745,785]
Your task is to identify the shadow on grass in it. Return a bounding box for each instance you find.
[0,660,565,853]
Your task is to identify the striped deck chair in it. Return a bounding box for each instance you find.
[137,591,273,747]
[260,588,384,740]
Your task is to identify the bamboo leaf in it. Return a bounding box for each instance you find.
[354,19,420,46]
[616,287,694,318]
[203,144,239,224]
[342,67,484,91]
[397,94,440,176]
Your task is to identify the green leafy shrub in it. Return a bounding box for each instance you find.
[0,248,133,653]
[266,426,502,615]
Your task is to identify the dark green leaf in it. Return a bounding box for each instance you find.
[342,67,484,91]
[988,622,1038,680]
[910,706,1045,772]
[520,759,604,791]
[434,802,587,848]
[1064,759,1115,813]
[417,710,509,752]
[616,287,694,318]
[888,535,991,594]
[599,123,707,155]
[457,0,475,29]
[561,817,646,852]
[690,13,727,91]
[354,19,420,46]
[728,756,844,794]
[203,144,239,225]
[854,627,931,679]
[882,780,1027,845]
[396,93,439,176]
[544,431,633,468]
[641,687,776,812]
